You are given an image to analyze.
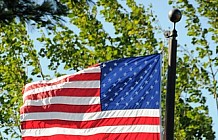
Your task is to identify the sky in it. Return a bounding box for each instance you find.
[6,0,216,139]
[29,0,217,139]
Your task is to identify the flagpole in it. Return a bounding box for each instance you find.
[164,9,182,140]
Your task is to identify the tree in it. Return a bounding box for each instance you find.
[0,0,68,27]
[38,0,216,139]
[0,21,39,138]
[0,0,93,27]
[0,0,217,139]
[168,0,218,139]
[0,0,90,138]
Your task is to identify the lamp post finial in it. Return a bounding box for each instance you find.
[168,9,182,23]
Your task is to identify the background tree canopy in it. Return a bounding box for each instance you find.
[0,0,217,139]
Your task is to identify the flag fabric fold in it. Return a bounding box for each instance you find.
[20,54,162,140]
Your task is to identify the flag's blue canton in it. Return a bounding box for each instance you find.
[100,54,161,111]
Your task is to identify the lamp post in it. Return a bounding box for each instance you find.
[164,9,182,140]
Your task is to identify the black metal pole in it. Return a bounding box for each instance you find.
[164,9,182,140]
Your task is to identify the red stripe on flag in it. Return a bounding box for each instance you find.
[24,73,101,93]
[22,133,161,140]
[21,117,160,129]
[24,88,100,100]
[20,104,101,114]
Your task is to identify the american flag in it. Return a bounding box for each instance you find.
[20,54,162,140]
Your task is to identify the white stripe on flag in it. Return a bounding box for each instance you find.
[77,66,101,74]
[23,80,100,98]
[24,66,101,89]
[21,96,100,107]
[22,125,160,137]
[20,109,160,121]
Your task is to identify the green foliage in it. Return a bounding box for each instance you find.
[0,21,42,138]
[0,0,68,27]
[0,0,217,139]
[38,0,159,72]
[168,0,217,139]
